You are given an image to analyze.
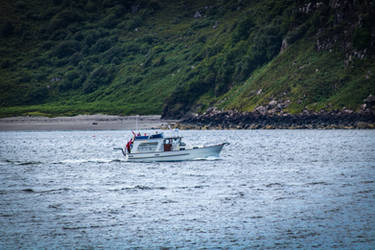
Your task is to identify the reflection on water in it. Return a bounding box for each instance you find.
[1,130,375,248]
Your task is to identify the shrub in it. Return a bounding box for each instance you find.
[85,0,97,12]
[353,27,371,50]
[41,41,54,50]
[48,9,82,32]
[84,29,109,47]
[232,16,254,43]
[69,52,82,66]
[111,57,121,65]
[148,1,161,11]
[25,87,48,104]
[49,30,67,41]
[101,13,118,28]
[82,65,116,93]
[73,31,84,41]
[127,16,143,30]
[59,69,84,91]
[91,37,112,53]
[0,22,14,37]
[152,56,165,66]
[53,40,81,58]
[102,46,124,63]
[19,72,32,83]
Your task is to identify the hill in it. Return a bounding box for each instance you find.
[0,0,374,118]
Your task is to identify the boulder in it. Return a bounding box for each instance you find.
[364,95,375,105]
[255,106,266,115]
[194,11,202,18]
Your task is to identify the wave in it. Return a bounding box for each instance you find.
[193,156,221,161]
[18,161,43,166]
[109,185,167,192]
[265,182,284,188]
[0,159,42,166]
[17,187,71,194]
[305,181,331,186]
[56,158,125,164]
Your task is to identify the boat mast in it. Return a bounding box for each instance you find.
[136,115,139,132]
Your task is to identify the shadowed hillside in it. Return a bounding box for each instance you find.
[0,0,374,118]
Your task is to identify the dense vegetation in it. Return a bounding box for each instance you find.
[0,0,374,118]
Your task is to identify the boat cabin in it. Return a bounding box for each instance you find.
[130,133,185,153]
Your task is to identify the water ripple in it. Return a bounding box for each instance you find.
[0,129,374,249]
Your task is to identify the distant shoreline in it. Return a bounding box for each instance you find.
[177,109,375,129]
[1,112,374,131]
[0,115,178,131]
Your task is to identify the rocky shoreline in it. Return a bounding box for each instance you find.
[179,110,375,129]
[176,96,375,130]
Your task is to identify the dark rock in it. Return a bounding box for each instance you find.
[194,11,202,18]
[364,95,375,105]
[180,107,375,129]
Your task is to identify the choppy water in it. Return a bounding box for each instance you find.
[0,130,374,249]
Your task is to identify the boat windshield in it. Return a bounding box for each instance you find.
[137,142,158,152]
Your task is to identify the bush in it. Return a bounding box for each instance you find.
[148,1,161,11]
[73,31,84,41]
[286,23,308,45]
[25,87,48,104]
[102,46,124,63]
[69,52,82,66]
[82,65,116,93]
[232,16,254,43]
[0,22,14,37]
[353,27,371,50]
[127,16,143,30]
[59,69,84,91]
[41,41,54,50]
[48,9,82,32]
[53,40,81,58]
[84,29,109,47]
[91,37,113,53]
[49,30,67,40]
[101,13,118,28]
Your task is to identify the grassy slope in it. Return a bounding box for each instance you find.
[0,0,238,117]
[0,0,374,117]
[217,39,375,113]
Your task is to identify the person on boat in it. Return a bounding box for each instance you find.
[126,140,132,153]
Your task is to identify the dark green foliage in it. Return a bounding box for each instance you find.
[91,37,113,53]
[73,32,84,41]
[286,23,308,45]
[0,21,14,37]
[232,16,254,43]
[59,69,85,91]
[148,1,161,11]
[48,9,83,32]
[1,0,374,118]
[69,52,83,66]
[53,40,81,58]
[127,16,143,30]
[83,65,116,93]
[25,87,48,104]
[353,27,371,50]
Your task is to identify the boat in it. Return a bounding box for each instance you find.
[115,132,228,162]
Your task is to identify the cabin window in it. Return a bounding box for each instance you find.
[137,142,158,152]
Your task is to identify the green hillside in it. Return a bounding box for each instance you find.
[0,0,374,118]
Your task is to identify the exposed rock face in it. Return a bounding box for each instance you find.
[280,38,288,53]
[308,0,375,64]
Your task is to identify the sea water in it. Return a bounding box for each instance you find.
[0,130,374,249]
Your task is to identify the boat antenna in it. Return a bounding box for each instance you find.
[136,115,139,132]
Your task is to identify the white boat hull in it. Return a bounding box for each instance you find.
[123,143,227,162]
